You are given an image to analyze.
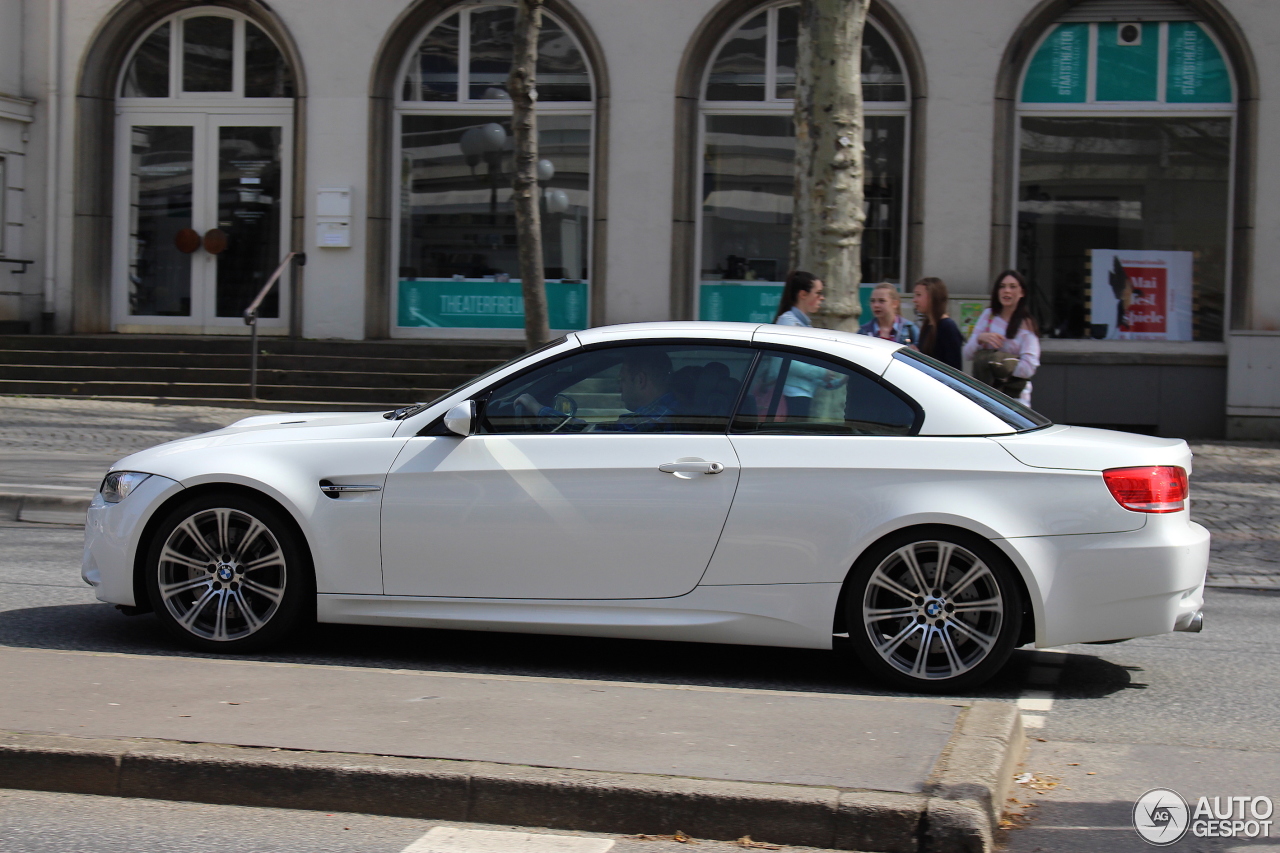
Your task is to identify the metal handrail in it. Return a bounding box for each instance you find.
[244,251,306,399]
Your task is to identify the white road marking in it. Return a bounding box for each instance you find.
[1017,650,1067,730]
[402,828,615,853]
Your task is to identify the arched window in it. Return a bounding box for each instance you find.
[393,4,594,336]
[121,12,294,99]
[1015,2,1235,342]
[697,3,911,323]
[113,9,296,333]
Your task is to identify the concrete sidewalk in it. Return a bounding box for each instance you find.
[0,645,1022,852]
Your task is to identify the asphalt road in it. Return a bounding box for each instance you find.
[1,520,1277,852]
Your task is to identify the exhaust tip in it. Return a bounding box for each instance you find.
[1175,610,1204,633]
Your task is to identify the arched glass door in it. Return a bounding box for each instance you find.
[113,10,295,333]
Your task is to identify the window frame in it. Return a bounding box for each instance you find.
[730,343,924,437]
[115,8,294,108]
[394,3,595,110]
[694,3,913,320]
[0,155,6,256]
[472,339,762,436]
[391,3,597,339]
[1011,19,1238,343]
[440,338,928,438]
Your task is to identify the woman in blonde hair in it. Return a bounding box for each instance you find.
[858,283,918,344]
[912,277,963,369]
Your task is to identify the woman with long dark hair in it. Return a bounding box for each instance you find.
[911,277,963,369]
[774,270,824,326]
[962,270,1041,404]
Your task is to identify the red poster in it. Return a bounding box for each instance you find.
[1121,263,1167,335]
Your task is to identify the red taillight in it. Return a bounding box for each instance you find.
[1102,466,1188,513]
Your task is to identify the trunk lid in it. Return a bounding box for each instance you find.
[990,424,1192,472]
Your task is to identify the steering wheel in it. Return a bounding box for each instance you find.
[552,394,578,418]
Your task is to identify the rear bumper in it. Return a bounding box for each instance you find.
[1001,516,1210,648]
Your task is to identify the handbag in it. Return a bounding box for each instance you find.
[972,349,1029,399]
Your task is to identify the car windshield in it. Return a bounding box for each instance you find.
[386,337,570,419]
[893,349,1051,432]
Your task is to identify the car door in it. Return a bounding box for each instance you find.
[702,347,936,586]
[380,342,757,600]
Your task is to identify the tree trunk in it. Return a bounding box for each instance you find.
[790,0,869,332]
[509,0,550,349]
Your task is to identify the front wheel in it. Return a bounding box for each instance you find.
[144,493,311,653]
[846,528,1022,693]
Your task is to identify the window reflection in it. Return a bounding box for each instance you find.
[1017,116,1230,341]
[707,13,767,101]
[128,126,194,317]
[183,16,234,93]
[245,22,295,98]
[399,115,591,281]
[122,24,170,98]
[700,115,905,293]
[402,5,590,103]
[403,13,460,101]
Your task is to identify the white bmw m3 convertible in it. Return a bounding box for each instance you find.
[83,322,1210,691]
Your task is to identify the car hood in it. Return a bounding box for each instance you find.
[989,424,1192,472]
[108,409,401,473]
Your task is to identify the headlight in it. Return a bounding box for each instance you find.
[100,471,152,503]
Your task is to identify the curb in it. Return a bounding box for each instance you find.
[0,492,91,525]
[0,703,1021,853]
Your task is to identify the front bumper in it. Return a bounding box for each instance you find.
[1002,514,1210,648]
[82,474,184,606]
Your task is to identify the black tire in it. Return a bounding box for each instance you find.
[144,492,311,653]
[845,526,1023,693]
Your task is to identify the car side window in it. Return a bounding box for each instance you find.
[479,343,757,434]
[732,350,918,436]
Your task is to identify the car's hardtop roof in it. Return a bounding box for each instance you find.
[573,320,900,353]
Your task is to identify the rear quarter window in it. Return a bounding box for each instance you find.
[893,349,1051,432]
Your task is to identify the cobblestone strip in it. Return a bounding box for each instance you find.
[1189,442,1280,588]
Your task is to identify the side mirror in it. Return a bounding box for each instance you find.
[443,401,476,436]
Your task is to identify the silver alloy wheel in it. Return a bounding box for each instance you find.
[861,540,1004,681]
[156,507,288,642]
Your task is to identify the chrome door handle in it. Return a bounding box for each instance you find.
[658,461,724,475]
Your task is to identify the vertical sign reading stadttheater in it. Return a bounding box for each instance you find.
[1166,22,1233,103]
[1022,23,1089,103]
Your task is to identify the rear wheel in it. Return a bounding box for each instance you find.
[846,528,1022,692]
[144,493,310,653]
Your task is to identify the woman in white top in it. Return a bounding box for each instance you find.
[962,269,1041,406]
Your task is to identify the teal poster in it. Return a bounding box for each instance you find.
[698,281,876,324]
[1166,23,1232,103]
[397,279,589,330]
[1022,24,1089,103]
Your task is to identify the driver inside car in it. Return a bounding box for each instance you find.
[514,350,682,432]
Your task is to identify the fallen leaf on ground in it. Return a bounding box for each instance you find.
[631,832,699,844]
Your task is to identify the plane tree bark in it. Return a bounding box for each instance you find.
[509,0,551,348]
[790,0,870,332]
